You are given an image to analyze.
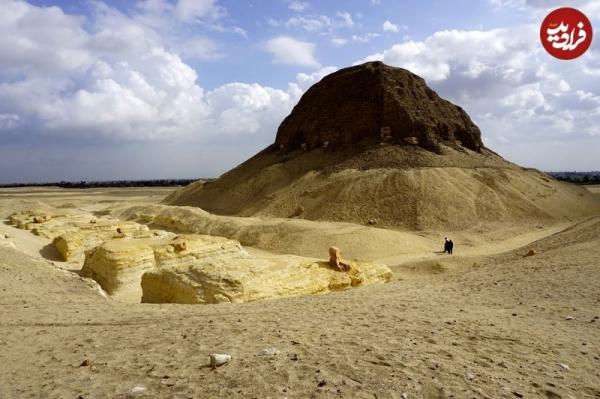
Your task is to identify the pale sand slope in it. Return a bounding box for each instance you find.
[0,188,599,398]
[166,145,600,232]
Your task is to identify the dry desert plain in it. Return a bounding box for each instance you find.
[0,185,599,399]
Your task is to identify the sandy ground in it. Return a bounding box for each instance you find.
[0,187,599,399]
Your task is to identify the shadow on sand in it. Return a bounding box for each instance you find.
[39,243,63,262]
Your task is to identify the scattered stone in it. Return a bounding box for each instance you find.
[317,380,326,387]
[466,372,475,380]
[209,353,232,368]
[524,248,537,257]
[557,363,570,370]
[328,246,350,272]
[300,142,307,151]
[160,379,174,387]
[401,393,408,399]
[79,359,90,367]
[367,219,377,225]
[513,392,523,398]
[322,141,329,149]
[32,215,51,223]
[258,348,279,357]
[380,126,392,141]
[130,386,146,394]
[291,205,305,217]
[171,238,187,252]
[403,136,419,145]
[565,316,575,320]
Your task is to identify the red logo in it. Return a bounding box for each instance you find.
[540,7,593,60]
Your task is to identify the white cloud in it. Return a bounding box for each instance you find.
[289,1,310,12]
[295,66,338,90]
[173,0,223,21]
[283,10,355,32]
[331,37,348,46]
[264,36,321,68]
[285,14,332,32]
[0,114,20,132]
[382,20,400,32]
[0,1,308,143]
[357,24,600,168]
[336,11,354,28]
[352,32,380,43]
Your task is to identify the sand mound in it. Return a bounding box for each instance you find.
[166,148,599,230]
[115,204,434,260]
[167,63,600,229]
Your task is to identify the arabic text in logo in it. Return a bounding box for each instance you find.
[540,7,593,60]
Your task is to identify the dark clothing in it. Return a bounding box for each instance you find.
[444,239,454,254]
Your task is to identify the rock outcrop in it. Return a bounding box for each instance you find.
[9,210,153,261]
[276,61,484,153]
[10,206,396,304]
[141,253,392,304]
[81,234,245,302]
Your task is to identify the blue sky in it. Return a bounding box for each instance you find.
[1,0,599,183]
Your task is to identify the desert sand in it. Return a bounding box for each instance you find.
[1,186,599,399]
[1,64,599,399]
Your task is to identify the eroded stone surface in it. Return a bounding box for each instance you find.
[9,210,151,261]
[9,208,394,304]
[275,61,484,153]
[141,253,392,304]
[81,234,248,302]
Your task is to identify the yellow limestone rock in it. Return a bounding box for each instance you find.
[52,225,167,262]
[80,235,247,302]
[140,253,392,305]
[9,210,144,239]
[9,210,150,261]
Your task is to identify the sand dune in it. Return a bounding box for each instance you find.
[1,188,599,398]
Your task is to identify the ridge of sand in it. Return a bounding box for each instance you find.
[1,196,599,398]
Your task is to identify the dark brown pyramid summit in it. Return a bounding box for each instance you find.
[275,61,484,153]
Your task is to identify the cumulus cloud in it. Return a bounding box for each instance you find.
[264,36,321,68]
[358,25,600,169]
[352,32,380,43]
[0,1,307,145]
[289,1,310,12]
[295,66,338,90]
[174,0,223,21]
[282,10,356,32]
[382,20,401,32]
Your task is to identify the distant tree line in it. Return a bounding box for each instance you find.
[549,171,600,185]
[0,179,210,189]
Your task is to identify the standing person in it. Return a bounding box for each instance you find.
[444,237,450,254]
[448,239,454,255]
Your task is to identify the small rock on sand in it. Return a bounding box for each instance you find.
[258,348,279,357]
[558,363,570,370]
[130,386,146,394]
[524,248,536,257]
